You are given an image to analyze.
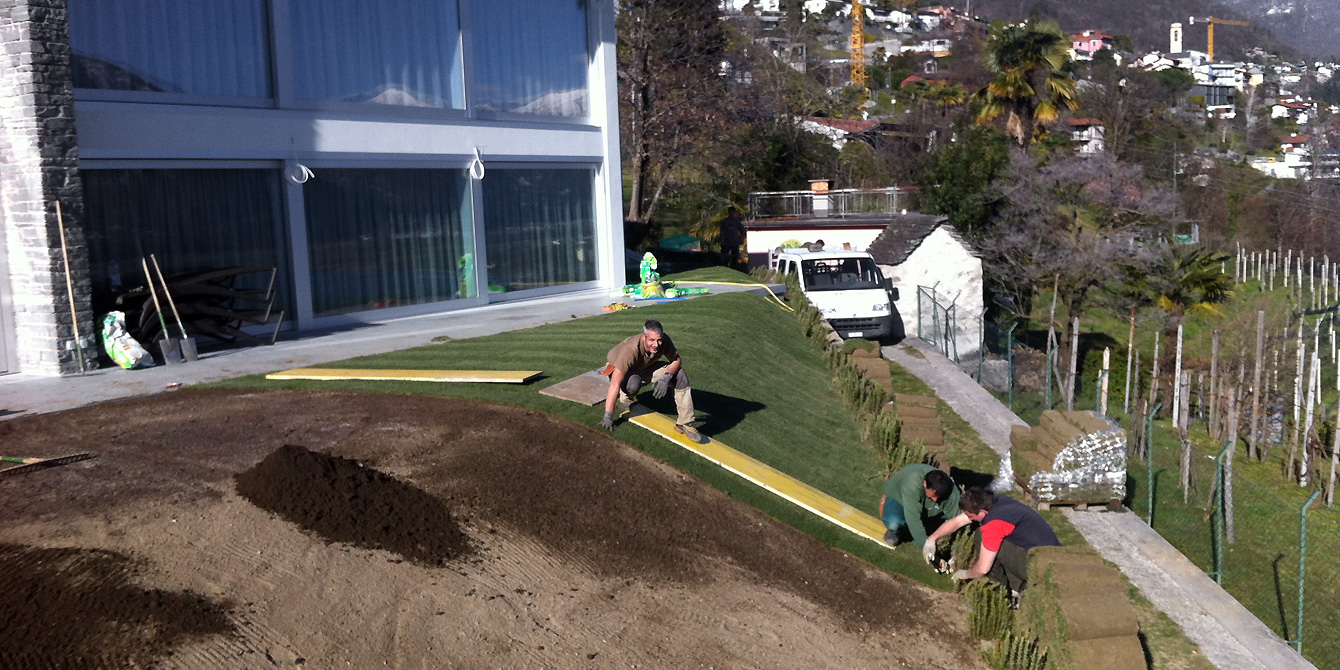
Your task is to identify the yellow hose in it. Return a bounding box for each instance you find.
[676,281,793,312]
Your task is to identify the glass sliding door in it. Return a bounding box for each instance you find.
[470,0,590,117]
[304,169,474,317]
[81,168,289,316]
[482,168,597,294]
[289,0,464,109]
[68,0,271,99]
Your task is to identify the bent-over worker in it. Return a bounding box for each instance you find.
[927,487,1060,593]
[879,464,961,554]
[599,319,701,442]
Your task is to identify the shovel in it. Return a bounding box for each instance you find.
[0,452,95,477]
[141,256,184,365]
[151,254,198,362]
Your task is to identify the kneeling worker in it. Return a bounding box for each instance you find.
[927,487,1060,593]
[879,464,961,553]
[599,319,702,442]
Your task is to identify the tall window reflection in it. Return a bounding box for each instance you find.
[305,169,474,316]
[471,0,589,117]
[289,0,464,109]
[69,0,270,97]
[483,169,596,292]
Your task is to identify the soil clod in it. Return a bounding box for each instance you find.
[235,444,472,566]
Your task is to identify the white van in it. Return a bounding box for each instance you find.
[770,247,898,340]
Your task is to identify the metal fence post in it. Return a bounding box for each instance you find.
[1209,441,1231,585]
[1145,402,1161,526]
[1006,323,1017,411]
[1291,490,1322,654]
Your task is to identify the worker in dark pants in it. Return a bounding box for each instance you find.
[930,487,1060,595]
[719,206,746,270]
[878,464,961,555]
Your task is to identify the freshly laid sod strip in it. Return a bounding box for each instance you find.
[266,368,542,384]
[630,411,890,548]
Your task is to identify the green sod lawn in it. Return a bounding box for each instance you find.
[211,291,952,584]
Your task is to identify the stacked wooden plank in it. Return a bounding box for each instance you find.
[1020,546,1146,670]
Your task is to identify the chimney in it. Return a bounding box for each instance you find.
[809,179,831,217]
[1170,22,1183,54]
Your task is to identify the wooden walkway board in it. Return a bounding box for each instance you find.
[629,412,889,548]
[266,368,542,384]
[539,368,610,405]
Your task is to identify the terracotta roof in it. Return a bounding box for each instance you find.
[866,214,978,266]
[805,117,880,134]
[1066,118,1105,126]
[1281,135,1311,144]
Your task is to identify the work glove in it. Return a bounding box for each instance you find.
[652,376,672,399]
[951,569,974,582]
[599,411,615,431]
[922,539,937,565]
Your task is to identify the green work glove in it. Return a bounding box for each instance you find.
[922,539,937,565]
[599,411,615,431]
[652,376,671,399]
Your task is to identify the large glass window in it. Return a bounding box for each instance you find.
[82,169,289,320]
[482,168,596,293]
[288,0,464,109]
[470,0,590,117]
[304,169,474,316]
[68,0,271,98]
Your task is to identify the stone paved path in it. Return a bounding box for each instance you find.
[882,338,1316,670]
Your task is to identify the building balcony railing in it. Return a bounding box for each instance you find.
[747,187,918,221]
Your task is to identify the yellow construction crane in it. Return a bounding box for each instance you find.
[1189,16,1249,62]
[850,0,866,91]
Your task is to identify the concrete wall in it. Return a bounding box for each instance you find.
[878,227,983,361]
[0,0,87,376]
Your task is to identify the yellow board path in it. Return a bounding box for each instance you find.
[266,368,542,384]
[629,412,889,548]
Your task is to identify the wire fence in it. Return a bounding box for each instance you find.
[1116,411,1340,667]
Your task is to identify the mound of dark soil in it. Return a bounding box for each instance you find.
[235,444,471,566]
[0,544,233,669]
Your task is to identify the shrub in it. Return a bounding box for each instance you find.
[965,579,1015,640]
[982,631,1048,670]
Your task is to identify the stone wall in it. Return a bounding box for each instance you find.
[0,0,88,375]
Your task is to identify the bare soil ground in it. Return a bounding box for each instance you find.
[0,389,983,669]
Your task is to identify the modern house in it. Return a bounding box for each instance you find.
[1065,119,1106,155]
[0,0,623,376]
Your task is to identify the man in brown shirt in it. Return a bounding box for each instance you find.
[600,319,701,442]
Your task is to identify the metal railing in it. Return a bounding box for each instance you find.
[747,187,917,220]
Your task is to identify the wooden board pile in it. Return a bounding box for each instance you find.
[1017,546,1145,670]
[1010,410,1126,508]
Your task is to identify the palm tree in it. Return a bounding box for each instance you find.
[976,20,1078,147]
[1151,246,1235,336]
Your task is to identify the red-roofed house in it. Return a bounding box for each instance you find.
[1065,118,1106,154]
[800,116,882,150]
[1070,30,1114,61]
[1281,135,1311,153]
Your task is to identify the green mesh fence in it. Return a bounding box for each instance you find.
[1126,422,1340,668]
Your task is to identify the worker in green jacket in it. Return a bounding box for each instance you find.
[879,464,962,561]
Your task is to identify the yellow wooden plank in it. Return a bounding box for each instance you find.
[266,368,541,384]
[629,412,889,548]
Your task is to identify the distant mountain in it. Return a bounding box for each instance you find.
[1214,0,1340,58]
[936,0,1314,60]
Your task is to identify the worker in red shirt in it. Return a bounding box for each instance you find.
[926,487,1060,594]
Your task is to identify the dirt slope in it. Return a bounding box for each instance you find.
[0,389,983,669]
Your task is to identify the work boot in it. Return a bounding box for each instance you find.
[675,423,707,444]
[618,393,638,411]
[882,529,902,548]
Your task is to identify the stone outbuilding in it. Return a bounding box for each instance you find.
[867,214,983,361]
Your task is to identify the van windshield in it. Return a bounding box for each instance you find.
[801,257,883,292]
